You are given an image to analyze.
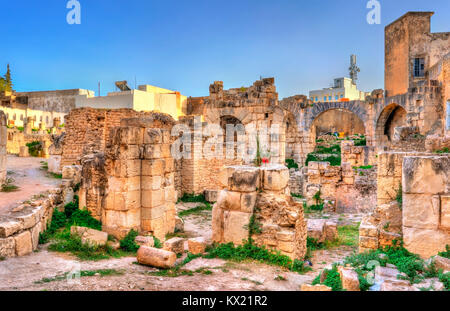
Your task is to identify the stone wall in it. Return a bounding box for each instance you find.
[0,111,6,184]
[341,140,376,167]
[305,161,377,213]
[79,115,177,241]
[212,165,307,260]
[0,171,80,258]
[402,155,450,258]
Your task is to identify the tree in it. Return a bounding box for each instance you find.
[0,76,6,92]
[4,64,12,91]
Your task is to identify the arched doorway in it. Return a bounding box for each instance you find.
[311,108,366,143]
[376,104,407,150]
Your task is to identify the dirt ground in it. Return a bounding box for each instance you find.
[0,202,359,291]
[0,155,61,214]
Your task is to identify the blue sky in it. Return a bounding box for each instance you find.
[0,0,449,98]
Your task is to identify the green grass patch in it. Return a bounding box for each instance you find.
[204,240,312,274]
[119,229,140,253]
[291,193,303,199]
[438,245,450,259]
[26,141,43,157]
[312,264,343,291]
[178,202,212,218]
[177,193,208,204]
[434,147,450,154]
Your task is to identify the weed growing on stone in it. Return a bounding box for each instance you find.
[312,264,343,291]
[34,269,124,284]
[1,177,19,192]
[119,229,140,253]
[438,245,450,259]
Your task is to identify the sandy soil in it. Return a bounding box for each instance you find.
[0,155,61,214]
[0,202,358,291]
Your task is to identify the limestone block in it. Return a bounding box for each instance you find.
[135,236,154,247]
[14,231,32,256]
[379,230,401,247]
[324,221,338,241]
[204,189,219,203]
[47,155,62,174]
[143,144,162,160]
[440,195,450,230]
[402,156,448,194]
[338,267,360,291]
[188,237,207,255]
[300,284,332,291]
[142,159,165,176]
[359,236,378,250]
[163,237,185,254]
[229,168,260,192]
[62,165,82,184]
[137,246,177,269]
[216,190,241,211]
[262,166,289,191]
[276,231,295,242]
[141,189,163,208]
[103,209,141,234]
[433,255,450,272]
[403,194,440,230]
[142,216,166,241]
[164,186,177,203]
[141,205,166,220]
[380,279,416,291]
[71,226,108,246]
[0,237,15,257]
[223,211,251,245]
[0,220,22,238]
[403,227,450,259]
[240,192,257,213]
[141,176,162,191]
[15,209,39,230]
[144,128,162,144]
[212,205,224,243]
[278,241,295,253]
[359,221,378,238]
[307,219,326,243]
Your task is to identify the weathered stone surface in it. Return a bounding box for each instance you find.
[135,236,154,247]
[403,226,450,259]
[300,284,332,291]
[325,221,338,241]
[403,194,440,230]
[229,167,260,192]
[163,237,185,254]
[307,219,326,243]
[137,246,176,269]
[402,156,448,195]
[188,237,207,255]
[223,211,251,245]
[0,220,22,238]
[62,165,82,185]
[433,255,450,272]
[204,189,219,203]
[0,237,15,257]
[262,166,289,191]
[14,231,32,256]
[71,226,108,246]
[380,279,417,291]
[338,267,360,291]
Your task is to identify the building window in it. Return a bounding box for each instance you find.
[340,94,344,98]
[447,101,450,131]
[315,97,318,102]
[335,95,339,100]
[414,58,425,77]
[323,96,326,101]
[328,96,332,101]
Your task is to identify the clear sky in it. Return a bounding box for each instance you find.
[0,0,449,98]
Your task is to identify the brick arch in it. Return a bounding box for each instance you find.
[203,107,252,126]
[375,103,407,148]
[305,101,368,131]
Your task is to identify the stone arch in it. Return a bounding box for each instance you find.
[375,103,407,150]
[305,101,368,131]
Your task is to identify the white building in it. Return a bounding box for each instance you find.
[309,77,369,103]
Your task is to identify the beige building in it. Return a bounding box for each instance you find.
[75,84,187,120]
[309,77,369,103]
